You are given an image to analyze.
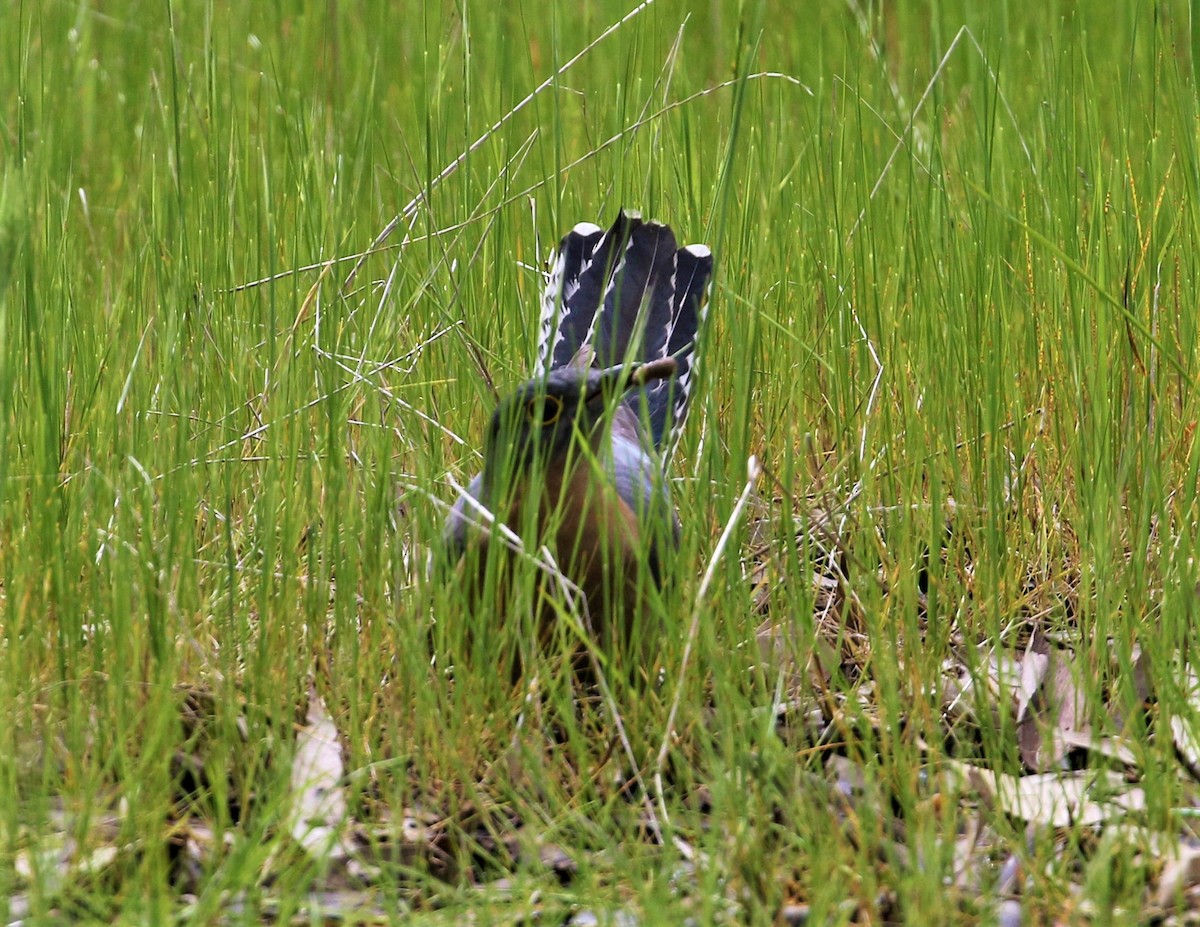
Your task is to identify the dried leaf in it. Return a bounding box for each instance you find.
[826,755,867,800]
[988,655,1027,699]
[1016,711,1044,773]
[1014,651,1050,723]
[996,899,1023,927]
[289,686,352,862]
[1171,666,1200,779]
[1156,844,1200,909]
[1017,649,1090,772]
[1046,655,1086,742]
[1109,643,1154,733]
[949,762,1145,829]
[1050,729,1137,768]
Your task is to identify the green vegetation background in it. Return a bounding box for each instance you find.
[3,0,1199,922]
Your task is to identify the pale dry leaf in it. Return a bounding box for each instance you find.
[1014,651,1050,723]
[996,899,1023,927]
[289,686,352,862]
[1052,729,1138,768]
[946,655,1034,732]
[1047,655,1086,739]
[826,754,867,800]
[1016,710,1044,773]
[15,829,124,898]
[1018,649,1090,772]
[1171,665,1200,777]
[1128,643,1153,703]
[946,805,992,891]
[1105,822,1177,859]
[949,762,1145,828]
[987,654,1025,698]
[1156,844,1200,909]
[941,659,975,724]
[1109,643,1155,733]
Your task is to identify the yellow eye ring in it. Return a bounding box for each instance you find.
[526,394,564,426]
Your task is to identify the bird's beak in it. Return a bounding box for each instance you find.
[592,357,678,394]
[581,357,678,407]
[629,357,678,385]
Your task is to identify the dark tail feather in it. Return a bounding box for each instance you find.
[640,242,714,450]
[591,216,678,369]
[535,220,605,376]
[537,212,645,374]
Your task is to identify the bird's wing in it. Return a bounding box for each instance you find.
[608,408,681,556]
[444,472,485,557]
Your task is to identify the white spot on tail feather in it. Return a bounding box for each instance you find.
[536,246,567,377]
[662,273,713,462]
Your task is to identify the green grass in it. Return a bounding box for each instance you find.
[4,0,1200,922]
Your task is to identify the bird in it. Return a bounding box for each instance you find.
[443,209,714,672]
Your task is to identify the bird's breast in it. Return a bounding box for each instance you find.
[499,454,662,640]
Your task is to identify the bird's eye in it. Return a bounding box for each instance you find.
[526,395,563,425]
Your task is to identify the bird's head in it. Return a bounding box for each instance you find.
[480,357,677,501]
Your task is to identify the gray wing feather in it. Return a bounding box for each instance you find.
[444,472,484,557]
[608,411,681,548]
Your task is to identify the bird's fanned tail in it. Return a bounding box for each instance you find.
[535,209,714,451]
